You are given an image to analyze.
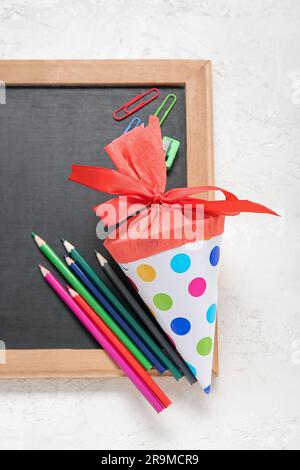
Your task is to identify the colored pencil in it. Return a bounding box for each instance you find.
[39,266,165,413]
[96,251,197,385]
[32,233,151,370]
[62,240,182,381]
[65,256,166,374]
[67,286,171,409]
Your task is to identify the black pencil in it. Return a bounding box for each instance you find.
[95,251,197,385]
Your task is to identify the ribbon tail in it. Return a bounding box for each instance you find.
[69,164,153,198]
[164,185,239,203]
[179,198,279,216]
[216,200,279,216]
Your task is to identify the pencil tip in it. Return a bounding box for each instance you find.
[39,265,49,277]
[61,239,65,244]
[32,233,45,247]
[203,385,211,395]
[62,239,75,253]
[95,251,107,267]
[67,286,78,298]
[64,256,74,266]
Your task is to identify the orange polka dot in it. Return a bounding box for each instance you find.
[136,264,156,282]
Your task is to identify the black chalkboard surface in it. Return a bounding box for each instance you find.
[0,86,186,350]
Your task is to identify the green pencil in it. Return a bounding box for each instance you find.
[62,240,183,381]
[32,233,151,370]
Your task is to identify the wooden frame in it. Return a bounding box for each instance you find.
[0,60,217,379]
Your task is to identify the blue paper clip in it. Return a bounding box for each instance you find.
[122,117,142,134]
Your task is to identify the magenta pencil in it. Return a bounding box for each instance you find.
[39,265,165,413]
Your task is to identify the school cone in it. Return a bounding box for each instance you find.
[116,235,223,394]
[68,115,277,394]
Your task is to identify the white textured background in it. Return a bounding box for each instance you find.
[0,0,299,450]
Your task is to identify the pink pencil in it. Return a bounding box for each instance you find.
[39,265,164,413]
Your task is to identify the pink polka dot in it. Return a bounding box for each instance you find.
[188,277,206,297]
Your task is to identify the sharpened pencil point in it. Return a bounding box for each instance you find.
[62,239,75,253]
[39,265,50,277]
[66,286,78,298]
[64,256,75,266]
[95,251,107,267]
[32,233,45,247]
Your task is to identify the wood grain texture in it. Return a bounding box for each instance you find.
[0,59,207,85]
[0,350,218,379]
[1,350,147,379]
[0,60,217,379]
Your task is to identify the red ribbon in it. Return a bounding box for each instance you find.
[69,116,278,227]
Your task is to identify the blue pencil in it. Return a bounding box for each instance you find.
[64,256,167,374]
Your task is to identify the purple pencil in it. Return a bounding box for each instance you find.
[39,265,165,413]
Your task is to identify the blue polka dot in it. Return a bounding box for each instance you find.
[170,317,191,335]
[170,253,191,273]
[206,304,217,324]
[210,246,220,266]
[186,362,197,377]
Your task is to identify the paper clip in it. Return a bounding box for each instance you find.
[154,93,177,126]
[113,88,160,121]
[122,117,142,134]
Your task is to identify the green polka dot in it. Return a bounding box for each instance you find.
[196,337,213,356]
[153,293,173,311]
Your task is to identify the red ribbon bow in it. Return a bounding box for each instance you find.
[69,116,277,227]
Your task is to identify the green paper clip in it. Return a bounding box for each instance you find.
[163,136,180,171]
[154,93,177,126]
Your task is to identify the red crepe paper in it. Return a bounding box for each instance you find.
[69,116,277,263]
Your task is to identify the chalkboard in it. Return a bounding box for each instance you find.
[0,60,215,378]
[0,86,187,350]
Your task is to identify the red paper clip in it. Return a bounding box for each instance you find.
[113,88,160,121]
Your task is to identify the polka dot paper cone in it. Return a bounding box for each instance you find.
[70,115,277,395]
[120,235,222,393]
